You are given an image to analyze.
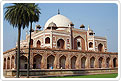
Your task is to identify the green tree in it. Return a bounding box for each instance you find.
[4,3,40,78]
[26,3,40,78]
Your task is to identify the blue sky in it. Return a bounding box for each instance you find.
[3,3,118,52]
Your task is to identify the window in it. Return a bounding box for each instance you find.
[57,39,65,49]
[89,42,93,48]
[77,42,80,47]
[98,43,103,52]
[30,39,33,47]
[89,33,93,35]
[45,37,50,44]
[37,40,41,47]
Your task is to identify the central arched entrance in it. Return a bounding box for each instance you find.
[71,56,77,69]
[57,39,65,49]
[74,36,85,51]
[33,54,42,69]
[59,55,66,69]
[47,55,55,69]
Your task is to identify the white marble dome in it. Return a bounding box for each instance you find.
[44,14,73,30]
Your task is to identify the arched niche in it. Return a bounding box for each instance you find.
[47,55,55,69]
[57,39,65,49]
[71,56,77,69]
[59,55,66,69]
[33,54,42,69]
[98,43,103,52]
[36,40,41,48]
[81,56,86,68]
[74,36,85,51]
[20,56,27,69]
[90,57,95,68]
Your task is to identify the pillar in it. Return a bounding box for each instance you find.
[10,56,12,69]
[94,57,98,68]
[41,54,47,69]
[102,57,106,68]
[109,58,113,68]
[65,55,71,69]
[76,55,81,69]
[54,54,59,69]
[30,52,33,69]
[85,56,90,69]
[6,58,7,69]
[14,56,16,69]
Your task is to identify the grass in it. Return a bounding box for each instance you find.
[49,73,118,78]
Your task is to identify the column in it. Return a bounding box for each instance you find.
[6,57,7,69]
[41,54,47,69]
[54,54,59,69]
[85,56,90,69]
[102,57,106,68]
[76,55,81,69]
[94,57,98,68]
[30,52,33,69]
[65,55,71,69]
[14,56,16,69]
[109,58,113,68]
[10,56,12,69]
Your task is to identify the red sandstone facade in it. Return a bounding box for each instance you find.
[3,13,118,77]
[3,48,118,70]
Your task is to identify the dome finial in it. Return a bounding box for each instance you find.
[58,9,60,14]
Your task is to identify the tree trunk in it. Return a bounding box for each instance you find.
[27,22,32,78]
[16,26,21,78]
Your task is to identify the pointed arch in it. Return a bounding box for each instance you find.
[7,57,10,69]
[89,42,93,48]
[20,56,27,69]
[98,43,103,52]
[57,39,65,49]
[71,56,77,69]
[90,57,95,68]
[74,36,85,51]
[113,58,117,68]
[45,37,50,44]
[47,55,55,69]
[106,57,110,68]
[3,58,6,69]
[59,55,66,69]
[11,56,15,69]
[33,54,42,69]
[36,40,41,48]
[98,57,103,68]
[81,56,86,68]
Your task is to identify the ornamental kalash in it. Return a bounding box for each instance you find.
[3,11,118,77]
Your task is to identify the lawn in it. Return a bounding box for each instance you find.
[49,73,118,78]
